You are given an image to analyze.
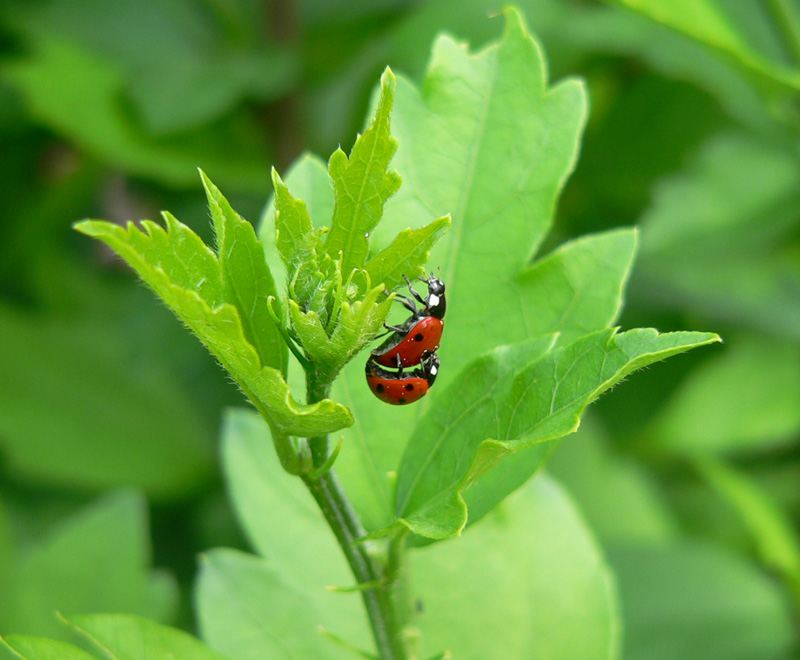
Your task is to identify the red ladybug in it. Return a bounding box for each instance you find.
[372,274,446,368]
[365,353,440,406]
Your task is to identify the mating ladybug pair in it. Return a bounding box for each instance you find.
[365,273,446,405]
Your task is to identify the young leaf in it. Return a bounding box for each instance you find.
[77,214,225,307]
[258,153,334,296]
[74,218,353,444]
[0,636,97,660]
[200,171,287,375]
[271,167,330,310]
[363,215,451,293]
[326,68,401,278]
[390,328,720,540]
[289,284,394,383]
[60,613,232,660]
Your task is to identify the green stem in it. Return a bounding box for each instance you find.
[305,369,331,468]
[303,368,410,660]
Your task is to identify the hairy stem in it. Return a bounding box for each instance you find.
[303,368,409,660]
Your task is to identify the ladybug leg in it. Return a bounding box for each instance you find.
[395,353,404,374]
[392,296,418,314]
[383,323,405,333]
[403,274,427,306]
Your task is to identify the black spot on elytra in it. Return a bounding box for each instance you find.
[405,384,414,391]
[398,397,407,404]
[414,333,424,342]
[376,383,384,393]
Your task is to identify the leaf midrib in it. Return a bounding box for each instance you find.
[336,113,387,273]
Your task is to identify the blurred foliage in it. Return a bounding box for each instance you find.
[1,0,799,658]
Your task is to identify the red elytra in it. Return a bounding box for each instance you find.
[366,373,431,406]
[372,315,444,368]
[365,354,439,406]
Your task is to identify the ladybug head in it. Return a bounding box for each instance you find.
[421,352,440,385]
[424,272,445,297]
[421,272,446,319]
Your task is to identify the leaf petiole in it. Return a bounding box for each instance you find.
[325,579,384,593]
[267,296,312,371]
[307,436,344,480]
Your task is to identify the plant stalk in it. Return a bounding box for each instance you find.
[303,368,410,660]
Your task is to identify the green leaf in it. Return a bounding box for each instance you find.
[363,215,451,293]
[547,414,679,545]
[2,0,296,135]
[0,307,215,498]
[695,458,800,604]
[391,328,720,540]
[270,167,335,316]
[650,335,800,454]
[556,3,776,131]
[517,228,638,345]
[634,134,800,338]
[196,550,368,660]
[610,542,796,660]
[411,474,620,660]
[78,214,226,308]
[61,613,232,660]
[332,10,640,533]
[259,156,330,333]
[199,170,287,375]
[325,68,402,277]
[0,33,270,193]
[606,0,800,90]
[375,7,589,377]
[263,153,336,232]
[271,169,314,282]
[74,218,353,445]
[0,636,97,660]
[1,492,176,640]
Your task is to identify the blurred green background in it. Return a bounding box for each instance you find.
[0,1,798,658]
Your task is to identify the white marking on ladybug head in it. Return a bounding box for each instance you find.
[429,365,438,376]
[428,294,440,307]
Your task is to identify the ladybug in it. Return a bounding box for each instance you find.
[365,352,440,406]
[372,274,446,368]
